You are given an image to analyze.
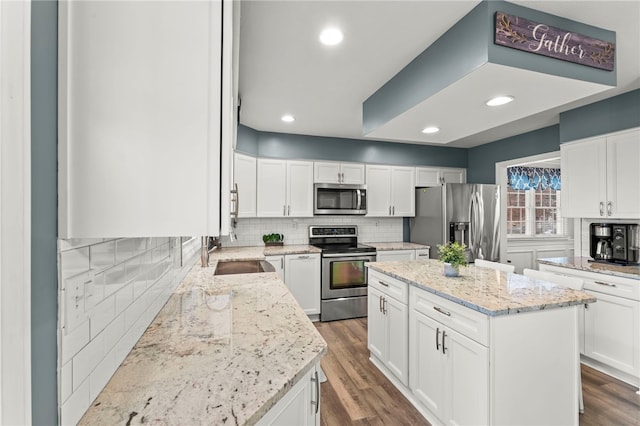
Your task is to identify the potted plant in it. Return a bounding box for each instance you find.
[262,233,284,246]
[437,242,467,277]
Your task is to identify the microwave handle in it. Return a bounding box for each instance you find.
[356,189,362,210]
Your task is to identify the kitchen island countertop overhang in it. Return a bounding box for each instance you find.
[78,248,327,425]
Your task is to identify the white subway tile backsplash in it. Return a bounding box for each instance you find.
[89,240,115,272]
[61,320,90,364]
[103,263,126,297]
[72,334,104,390]
[60,247,90,278]
[115,283,134,315]
[90,295,115,340]
[58,235,199,425]
[60,361,73,404]
[61,377,90,426]
[89,350,116,403]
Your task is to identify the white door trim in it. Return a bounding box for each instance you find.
[0,0,32,423]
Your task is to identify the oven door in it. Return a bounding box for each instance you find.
[321,253,376,299]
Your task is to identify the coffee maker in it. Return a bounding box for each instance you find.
[590,223,613,261]
[611,224,640,264]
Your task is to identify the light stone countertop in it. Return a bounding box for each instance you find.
[206,244,321,262]
[537,256,640,280]
[78,262,327,425]
[367,259,596,316]
[365,242,429,251]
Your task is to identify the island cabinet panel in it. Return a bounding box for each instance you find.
[368,262,586,426]
[561,127,640,219]
[367,270,409,386]
[256,363,320,426]
[409,287,489,425]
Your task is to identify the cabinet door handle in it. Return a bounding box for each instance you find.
[310,370,320,414]
[436,327,441,351]
[607,201,612,216]
[283,205,287,216]
[389,206,392,215]
[382,298,387,315]
[433,306,451,317]
[378,280,389,287]
[287,205,291,216]
[442,330,447,354]
[379,295,383,312]
[599,202,604,216]
[281,258,284,269]
[594,281,617,288]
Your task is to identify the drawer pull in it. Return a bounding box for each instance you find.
[433,306,451,317]
[378,280,389,287]
[298,255,310,259]
[594,281,617,288]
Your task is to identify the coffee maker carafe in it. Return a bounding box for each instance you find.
[590,223,613,261]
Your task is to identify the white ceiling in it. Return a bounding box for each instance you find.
[238,1,640,148]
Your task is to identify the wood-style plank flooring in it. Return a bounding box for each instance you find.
[315,318,640,426]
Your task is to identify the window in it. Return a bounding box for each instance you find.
[506,167,566,237]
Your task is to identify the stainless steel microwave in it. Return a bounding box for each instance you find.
[314,183,367,215]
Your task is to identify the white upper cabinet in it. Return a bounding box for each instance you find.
[314,161,365,184]
[366,165,415,217]
[415,167,466,186]
[561,128,640,219]
[257,159,313,217]
[58,0,232,238]
[233,153,257,218]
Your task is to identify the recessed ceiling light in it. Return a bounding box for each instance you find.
[421,126,440,134]
[281,114,295,123]
[486,95,515,107]
[319,28,343,46]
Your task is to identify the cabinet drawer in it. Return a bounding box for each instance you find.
[369,269,408,304]
[540,264,639,301]
[410,286,488,346]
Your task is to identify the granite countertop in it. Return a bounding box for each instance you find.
[538,256,640,280]
[367,259,596,316]
[206,244,321,262]
[366,242,429,251]
[79,262,327,425]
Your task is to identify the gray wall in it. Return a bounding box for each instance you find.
[560,89,640,142]
[236,125,468,167]
[31,0,58,424]
[466,125,561,184]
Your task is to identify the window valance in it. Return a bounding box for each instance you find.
[507,166,561,190]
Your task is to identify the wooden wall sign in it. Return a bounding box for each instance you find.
[495,11,615,71]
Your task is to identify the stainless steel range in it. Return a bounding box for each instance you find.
[309,226,376,322]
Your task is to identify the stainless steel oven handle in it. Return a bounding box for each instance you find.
[321,252,376,258]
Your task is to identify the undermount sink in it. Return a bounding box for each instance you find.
[213,259,276,275]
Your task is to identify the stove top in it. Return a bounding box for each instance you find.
[308,225,376,254]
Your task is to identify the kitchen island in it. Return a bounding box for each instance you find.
[78,251,327,425]
[367,259,596,426]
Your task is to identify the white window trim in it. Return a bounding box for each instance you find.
[496,151,569,265]
[0,1,32,423]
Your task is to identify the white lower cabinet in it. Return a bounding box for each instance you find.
[256,363,320,426]
[266,254,321,317]
[285,254,321,316]
[584,289,640,378]
[368,271,409,386]
[410,288,489,425]
[540,263,640,386]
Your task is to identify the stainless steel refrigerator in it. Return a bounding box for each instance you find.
[410,183,500,262]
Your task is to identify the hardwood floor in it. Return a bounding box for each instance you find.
[315,318,640,426]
